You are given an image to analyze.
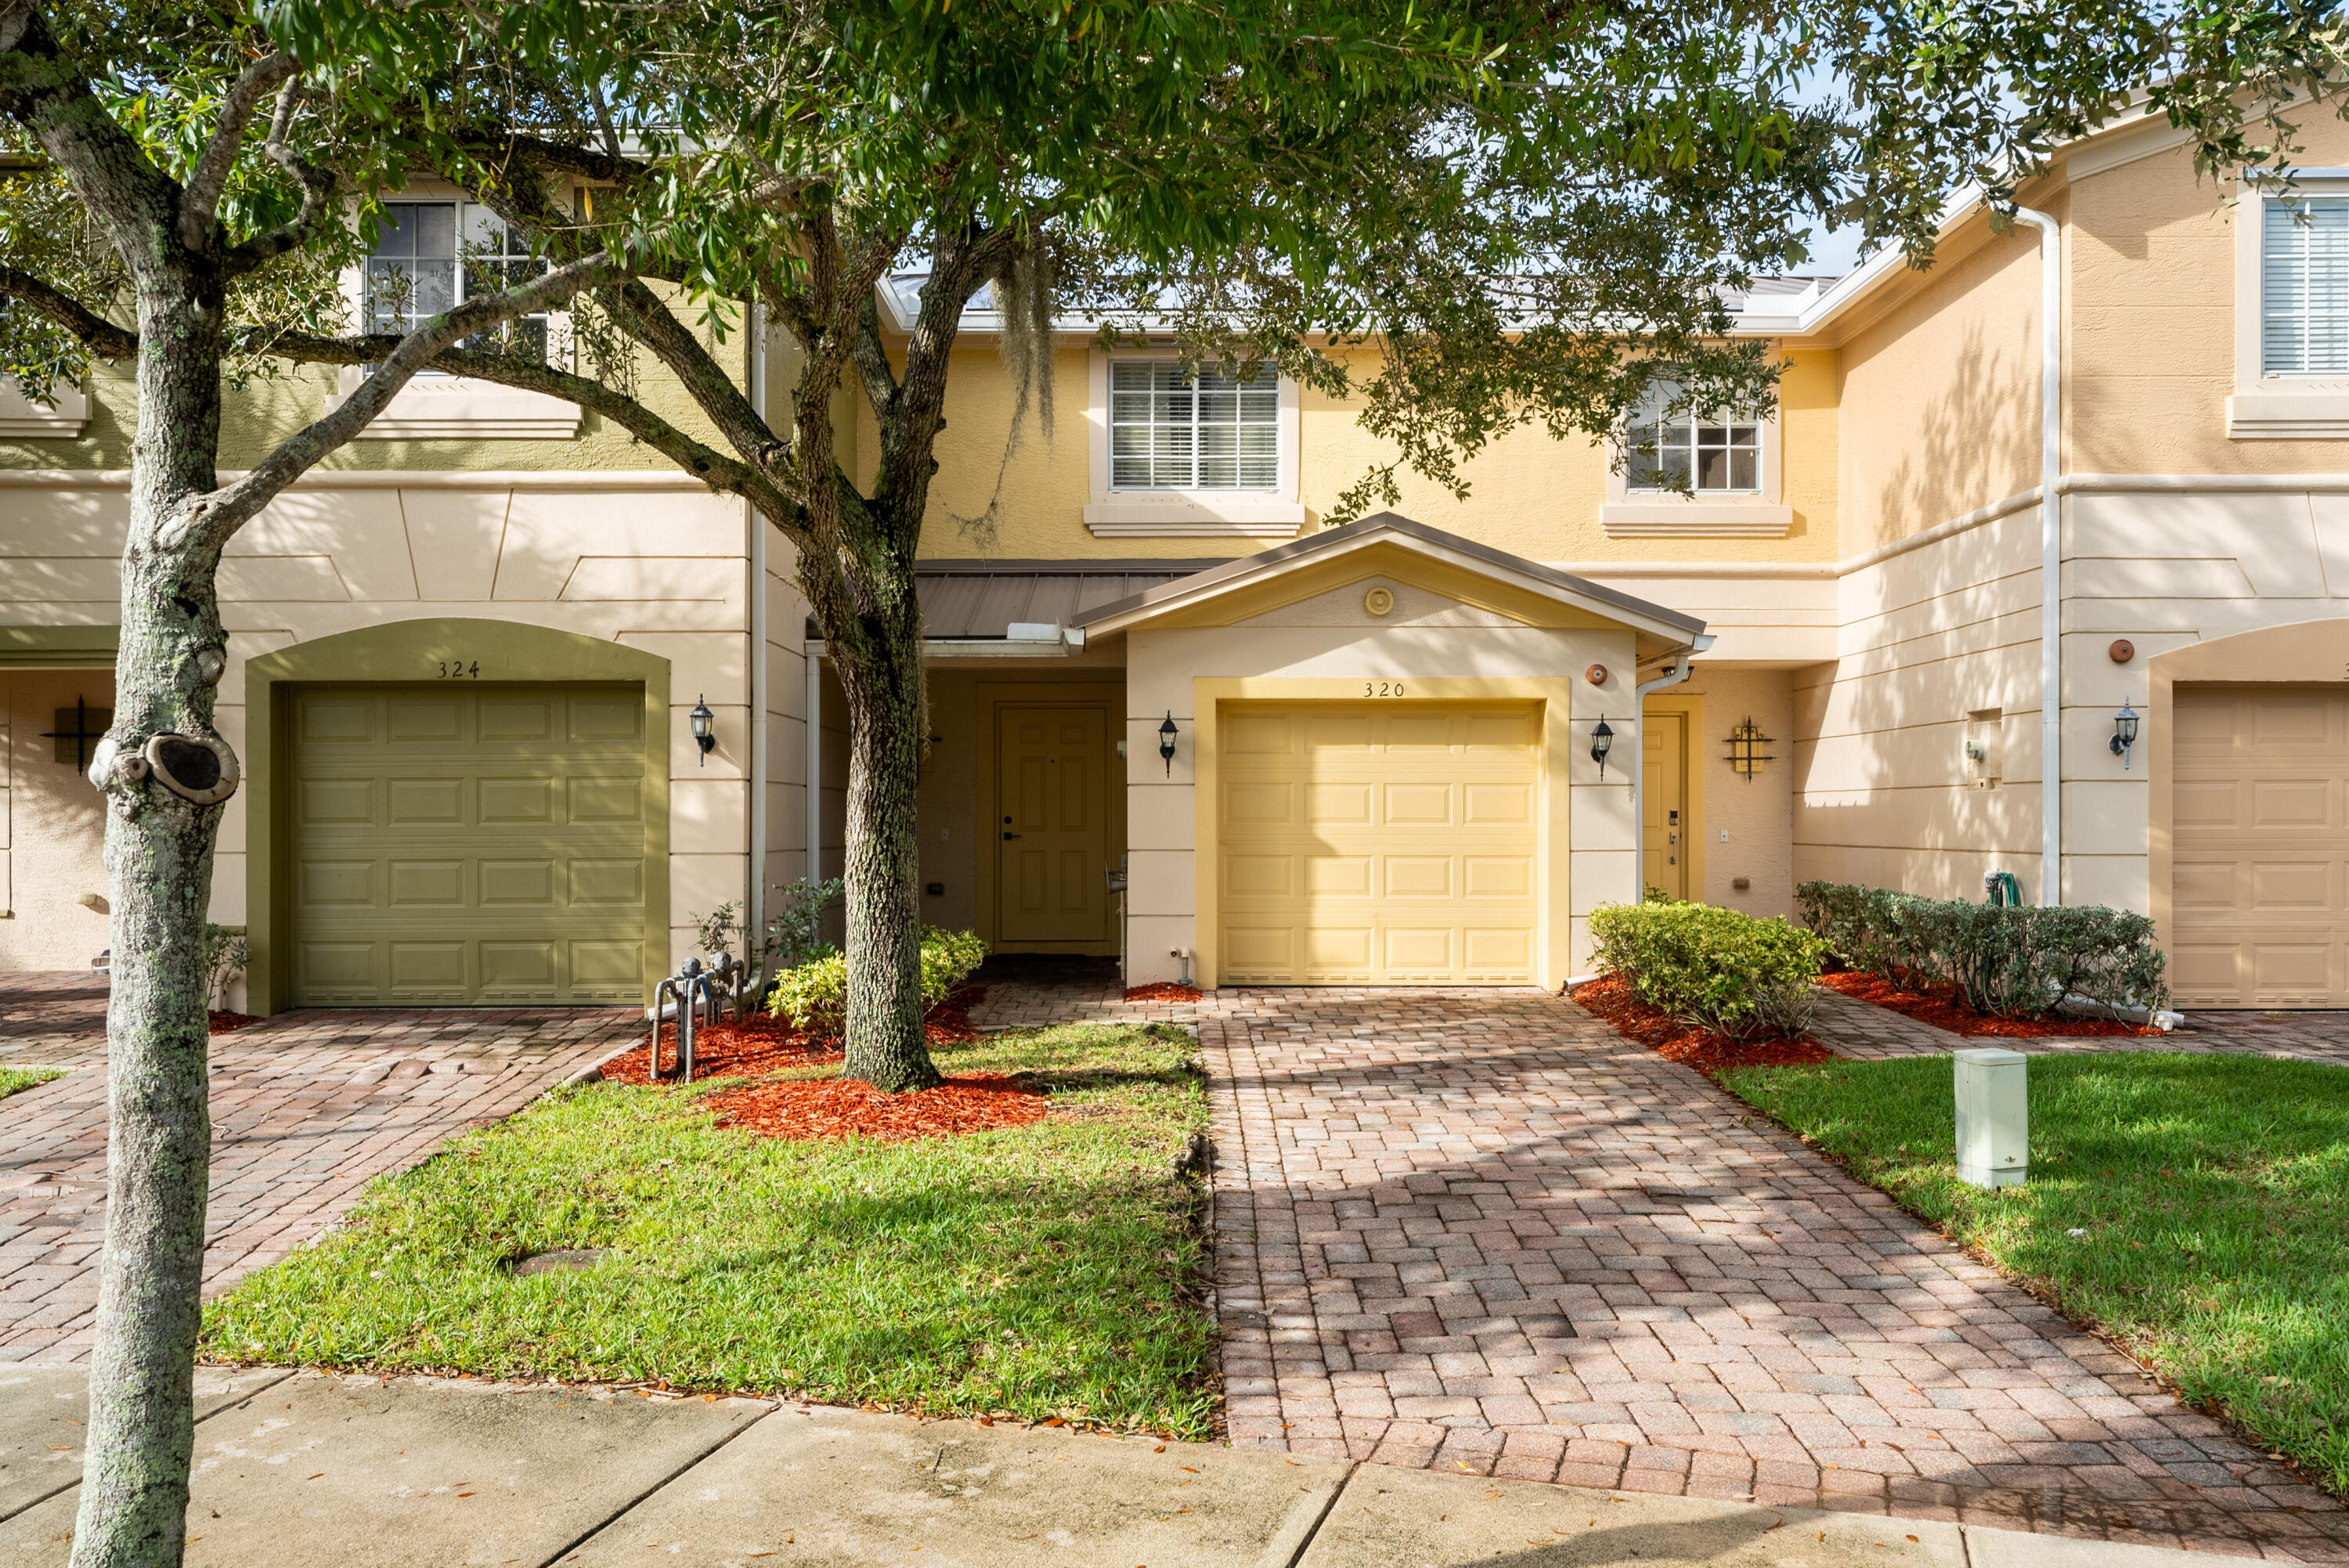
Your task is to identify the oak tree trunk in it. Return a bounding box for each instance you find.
[70,266,234,1568]
[834,592,940,1092]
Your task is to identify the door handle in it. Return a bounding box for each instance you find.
[1002,832,1022,840]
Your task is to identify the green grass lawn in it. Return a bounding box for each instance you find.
[0,1067,61,1099]
[1720,1052,2349,1491]
[203,1021,1214,1436]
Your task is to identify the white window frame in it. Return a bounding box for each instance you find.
[330,184,582,441]
[1600,379,1791,537]
[2230,172,2349,439]
[1084,349,1304,536]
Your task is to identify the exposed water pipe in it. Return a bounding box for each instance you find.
[2013,205,2064,907]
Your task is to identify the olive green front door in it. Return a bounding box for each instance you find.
[288,683,651,1005]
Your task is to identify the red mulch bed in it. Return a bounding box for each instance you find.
[1820,968,2158,1038]
[601,1013,840,1085]
[207,1011,259,1035]
[1573,975,1835,1076]
[601,986,990,1086]
[1124,982,1203,1003]
[701,1073,1048,1142]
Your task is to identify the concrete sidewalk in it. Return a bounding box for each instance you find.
[0,1368,2269,1566]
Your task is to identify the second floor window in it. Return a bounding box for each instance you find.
[365,202,552,362]
[2263,196,2349,376]
[1626,388,1761,493]
[1110,360,1279,490]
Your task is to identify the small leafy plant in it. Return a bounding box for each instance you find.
[691,877,846,1012]
[767,927,988,1038]
[1588,900,1828,1040]
[199,924,250,1012]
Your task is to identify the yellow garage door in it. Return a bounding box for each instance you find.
[289,683,651,1007]
[2174,683,2349,1007]
[1218,701,1541,985]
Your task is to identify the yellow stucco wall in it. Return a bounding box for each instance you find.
[900,341,1841,564]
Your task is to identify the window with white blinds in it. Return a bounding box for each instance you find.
[1108,361,1280,490]
[2262,197,2349,376]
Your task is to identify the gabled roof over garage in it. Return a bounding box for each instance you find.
[1073,513,1710,654]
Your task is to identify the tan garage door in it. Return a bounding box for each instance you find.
[290,683,651,1006]
[1218,701,1540,985]
[2173,683,2349,1007]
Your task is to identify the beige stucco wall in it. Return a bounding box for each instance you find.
[1834,224,2045,557]
[0,667,115,971]
[0,475,760,971]
[1120,571,1640,986]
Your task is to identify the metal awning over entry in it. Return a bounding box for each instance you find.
[805,559,1227,654]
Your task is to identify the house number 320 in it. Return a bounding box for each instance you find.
[438,660,481,679]
[1364,681,1405,697]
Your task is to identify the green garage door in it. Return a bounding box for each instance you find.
[289,683,651,1006]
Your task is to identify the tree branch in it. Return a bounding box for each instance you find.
[0,265,136,358]
[597,276,789,476]
[222,81,337,274]
[179,51,299,252]
[171,251,622,552]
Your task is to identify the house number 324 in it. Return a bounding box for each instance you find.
[438,660,481,679]
[1364,681,1405,697]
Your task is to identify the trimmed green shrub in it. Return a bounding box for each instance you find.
[1587,901,1830,1040]
[1795,880,2169,1017]
[765,927,990,1036]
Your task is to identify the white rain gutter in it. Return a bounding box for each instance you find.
[2014,206,2063,907]
[1629,635,1714,903]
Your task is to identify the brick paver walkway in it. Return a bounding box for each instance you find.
[0,972,108,1068]
[0,982,641,1364]
[1808,985,2349,1069]
[1200,986,2349,1563]
[964,955,1202,1033]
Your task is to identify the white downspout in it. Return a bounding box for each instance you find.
[806,654,822,889]
[746,305,770,953]
[2015,205,2064,907]
[1629,634,1714,904]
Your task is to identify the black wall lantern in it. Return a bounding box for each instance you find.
[1590,716,1615,780]
[2110,698,2140,770]
[1159,711,1180,776]
[689,694,716,765]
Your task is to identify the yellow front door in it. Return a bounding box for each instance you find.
[1643,711,1689,901]
[997,705,1110,945]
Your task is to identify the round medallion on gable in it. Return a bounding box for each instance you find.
[1363,586,1395,617]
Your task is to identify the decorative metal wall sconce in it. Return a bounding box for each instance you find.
[688,694,716,765]
[1590,716,1615,780]
[1159,712,1180,776]
[2110,698,2140,770]
[1726,716,1776,780]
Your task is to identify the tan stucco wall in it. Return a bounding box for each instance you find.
[2069,114,2349,474]
[1120,571,1640,986]
[0,666,115,971]
[0,290,752,476]
[1834,224,2045,557]
[0,476,759,971]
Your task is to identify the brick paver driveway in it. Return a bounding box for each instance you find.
[0,975,642,1364]
[1202,987,2349,1562]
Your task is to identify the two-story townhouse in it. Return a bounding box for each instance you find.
[9,106,2349,1009]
